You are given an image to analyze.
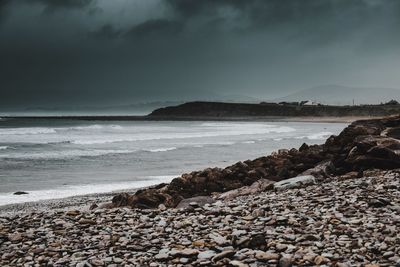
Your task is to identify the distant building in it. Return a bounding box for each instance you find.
[300,100,320,106]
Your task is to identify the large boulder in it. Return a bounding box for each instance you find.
[273,175,316,191]
[217,179,274,201]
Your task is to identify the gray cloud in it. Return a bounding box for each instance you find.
[30,0,95,10]
[89,24,122,40]
[125,19,184,39]
[0,0,400,109]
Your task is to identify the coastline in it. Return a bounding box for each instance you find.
[0,186,147,217]
[0,116,363,215]
[1,115,375,123]
[0,115,399,266]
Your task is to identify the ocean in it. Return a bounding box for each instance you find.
[0,118,346,206]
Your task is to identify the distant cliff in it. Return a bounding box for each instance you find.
[148,101,400,118]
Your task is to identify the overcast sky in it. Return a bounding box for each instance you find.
[1,0,400,108]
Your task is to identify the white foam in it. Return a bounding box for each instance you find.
[0,146,8,150]
[296,132,333,140]
[0,175,177,206]
[146,147,177,152]
[1,122,296,145]
[0,149,134,160]
[0,127,57,135]
[242,141,256,144]
[70,125,123,131]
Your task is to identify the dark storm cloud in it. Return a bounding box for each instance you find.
[89,24,122,40]
[1,0,400,110]
[125,19,184,39]
[0,0,11,24]
[29,0,95,10]
[164,0,400,42]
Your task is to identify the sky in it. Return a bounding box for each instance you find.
[1,0,400,108]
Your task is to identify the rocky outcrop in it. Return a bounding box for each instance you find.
[149,101,400,118]
[112,115,400,209]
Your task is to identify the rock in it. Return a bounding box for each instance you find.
[274,175,316,190]
[154,252,169,261]
[278,257,292,267]
[8,233,22,242]
[212,250,235,262]
[66,210,80,216]
[13,191,28,195]
[197,250,216,260]
[209,233,229,246]
[218,179,274,200]
[314,256,327,265]
[89,203,98,210]
[90,259,104,266]
[229,260,249,267]
[177,249,199,257]
[78,218,96,225]
[237,234,266,249]
[180,258,190,264]
[255,251,280,261]
[276,244,288,252]
[176,196,215,209]
[301,161,335,180]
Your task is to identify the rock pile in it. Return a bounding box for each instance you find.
[112,115,400,209]
[1,170,399,266]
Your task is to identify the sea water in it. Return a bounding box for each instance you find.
[0,118,346,205]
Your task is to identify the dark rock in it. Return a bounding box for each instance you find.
[89,203,98,210]
[279,257,293,267]
[13,191,28,195]
[176,196,215,209]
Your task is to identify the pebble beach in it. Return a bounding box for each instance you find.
[1,170,399,267]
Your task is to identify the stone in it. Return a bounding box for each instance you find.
[154,252,169,261]
[255,251,280,261]
[274,175,316,190]
[66,210,80,216]
[212,250,235,262]
[276,244,288,252]
[13,191,28,195]
[197,250,216,260]
[278,257,292,267]
[178,249,199,257]
[229,260,249,267]
[78,218,96,225]
[8,233,22,242]
[89,203,98,210]
[209,233,229,246]
[218,179,274,200]
[176,196,215,209]
[314,256,327,265]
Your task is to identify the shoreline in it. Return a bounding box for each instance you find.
[1,115,376,123]
[0,117,359,216]
[0,115,399,266]
[0,187,143,217]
